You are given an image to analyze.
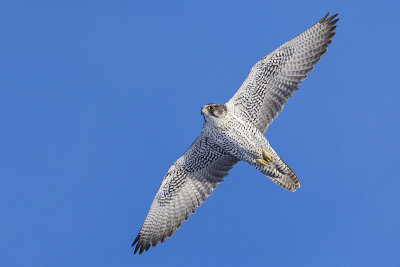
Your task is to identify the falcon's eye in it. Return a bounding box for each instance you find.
[208,106,215,111]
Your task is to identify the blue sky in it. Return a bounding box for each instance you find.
[1,0,399,266]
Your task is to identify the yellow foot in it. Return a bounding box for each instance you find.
[256,149,273,166]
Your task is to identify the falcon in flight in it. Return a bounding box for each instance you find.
[132,13,338,254]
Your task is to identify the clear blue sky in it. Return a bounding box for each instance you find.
[1,0,399,266]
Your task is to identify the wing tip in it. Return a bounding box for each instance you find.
[131,223,181,254]
[132,233,150,255]
[318,12,330,23]
[319,13,339,36]
[132,234,140,254]
[319,13,339,24]
[318,13,339,48]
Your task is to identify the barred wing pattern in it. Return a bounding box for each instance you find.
[228,13,338,133]
[132,133,238,254]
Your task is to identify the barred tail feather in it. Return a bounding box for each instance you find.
[255,152,300,192]
[271,157,300,192]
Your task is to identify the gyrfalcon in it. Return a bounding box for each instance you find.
[132,13,338,254]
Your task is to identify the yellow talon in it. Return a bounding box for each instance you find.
[256,158,268,165]
[262,149,273,162]
[256,149,273,166]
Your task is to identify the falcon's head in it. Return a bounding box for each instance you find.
[201,103,227,122]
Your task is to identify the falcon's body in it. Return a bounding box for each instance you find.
[201,103,298,190]
[132,13,338,254]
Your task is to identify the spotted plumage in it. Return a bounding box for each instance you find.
[132,13,338,254]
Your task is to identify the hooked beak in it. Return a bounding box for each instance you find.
[201,107,207,122]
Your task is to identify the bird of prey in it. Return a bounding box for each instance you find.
[132,13,338,254]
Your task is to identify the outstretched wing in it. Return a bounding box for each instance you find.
[132,132,238,254]
[228,13,338,133]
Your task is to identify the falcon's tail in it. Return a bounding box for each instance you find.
[254,149,300,192]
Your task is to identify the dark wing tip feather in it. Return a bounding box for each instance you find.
[330,18,339,25]
[132,234,140,254]
[134,242,140,254]
[318,14,339,37]
[139,245,145,254]
[131,234,139,247]
[319,13,338,23]
[318,12,330,23]
[325,13,338,23]
[318,14,339,53]
[328,32,336,40]
[132,233,151,255]
[132,227,179,254]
